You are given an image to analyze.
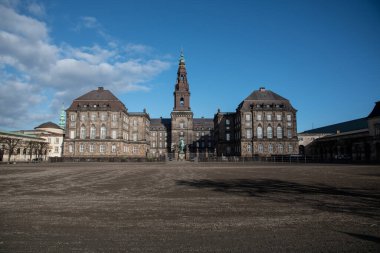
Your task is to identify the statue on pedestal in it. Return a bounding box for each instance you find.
[178,139,186,161]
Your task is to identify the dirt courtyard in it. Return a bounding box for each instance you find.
[0,162,379,252]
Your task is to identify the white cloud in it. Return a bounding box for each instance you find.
[27,2,45,17]
[0,3,171,130]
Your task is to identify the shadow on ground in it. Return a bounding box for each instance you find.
[338,231,380,244]
[176,179,380,219]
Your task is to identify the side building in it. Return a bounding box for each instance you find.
[300,101,380,162]
[63,87,150,160]
[214,87,298,157]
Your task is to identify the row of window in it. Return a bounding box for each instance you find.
[246,126,293,139]
[225,126,293,140]
[246,143,294,153]
[47,137,60,144]
[151,142,167,148]
[71,127,138,141]
[244,114,292,122]
[71,113,140,126]
[151,132,167,137]
[68,144,140,154]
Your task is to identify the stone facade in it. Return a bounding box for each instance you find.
[214,87,299,157]
[63,87,150,159]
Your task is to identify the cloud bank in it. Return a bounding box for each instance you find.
[0,3,171,129]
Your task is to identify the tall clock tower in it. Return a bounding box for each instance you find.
[171,51,194,155]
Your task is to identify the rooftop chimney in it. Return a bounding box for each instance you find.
[98,87,104,91]
[259,87,266,92]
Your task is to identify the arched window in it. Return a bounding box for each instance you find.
[257,126,263,139]
[267,126,273,139]
[180,97,184,106]
[277,126,283,139]
[100,126,107,139]
[80,126,86,139]
[90,125,96,139]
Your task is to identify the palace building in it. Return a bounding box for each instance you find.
[63,52,298,159]
[214,87,298,157]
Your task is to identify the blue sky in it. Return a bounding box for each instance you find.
[0,0,379,132]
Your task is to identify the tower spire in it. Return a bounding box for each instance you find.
[173,50,191,111]
[179,48,185,64]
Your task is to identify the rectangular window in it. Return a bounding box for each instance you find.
[91,114,96,121]
[208,142,211,148]
[287,114,292,121]
[123,145,128,153]
[226,119,230,125]
[133,146,138,153]
[55,138,59,144]
[70,130,75,139]
[111,145,116,153]
[159,132,162,137]
[245,114,251,121]
[266,114,272,121]
[81,114,86,121]
[159,142,162,148]
[100,145,105,153]
[152,142,156,148]
[201,132,204,136]
[226,133,230,141]
[89,144,94,153]
[47,138,51,143]
[112,130,117,139]
[133,133,137,141]
[79,144,84,153]
[288,144,293,153]
[196,132,199,137]
[247,144,252,153]
[101,113,107,121]
[69,145,73,153]
[257,114,262,121]
[70,114,75,121]
[276,114,282,121]
[246,129,252,138]
[54,147,59,153]
[287,129,292,138]
[112,114,117,122]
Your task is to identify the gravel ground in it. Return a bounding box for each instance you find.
[0,162,379,252]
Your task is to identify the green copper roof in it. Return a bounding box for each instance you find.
[179,50,185,63]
